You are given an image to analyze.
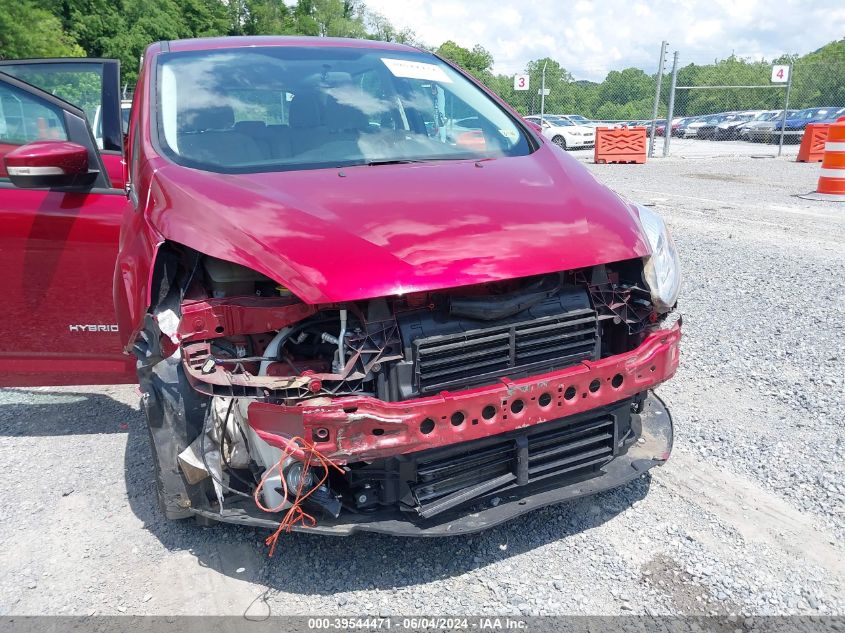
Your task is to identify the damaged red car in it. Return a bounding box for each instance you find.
[0,37,681,536]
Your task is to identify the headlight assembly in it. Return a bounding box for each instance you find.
[636,204,681,312]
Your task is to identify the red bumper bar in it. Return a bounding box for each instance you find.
[248,322,681,463]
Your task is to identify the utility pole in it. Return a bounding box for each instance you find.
[540,61,548,124]
[663,51,679,157]
[649,41,668,158]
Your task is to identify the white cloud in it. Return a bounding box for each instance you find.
[365,0,845,81]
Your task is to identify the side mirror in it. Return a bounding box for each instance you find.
[3,141,97,189]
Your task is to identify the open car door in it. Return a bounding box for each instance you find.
[0,60,135,387]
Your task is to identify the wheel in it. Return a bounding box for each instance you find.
[138,353,209,521]
[551,135,567,150]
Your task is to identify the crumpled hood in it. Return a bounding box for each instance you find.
[148,147,649,304]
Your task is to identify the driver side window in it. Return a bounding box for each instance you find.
[0,82,68,178]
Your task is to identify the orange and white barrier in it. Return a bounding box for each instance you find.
[594,127,647,164]
[801,117,845,201]
[796,123,830,163]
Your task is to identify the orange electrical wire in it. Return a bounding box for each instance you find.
[253,436,344,557]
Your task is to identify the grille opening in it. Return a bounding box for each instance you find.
[406,402,630,519]
[403,287,599,397]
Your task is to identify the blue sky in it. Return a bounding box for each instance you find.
[366,0,845,81]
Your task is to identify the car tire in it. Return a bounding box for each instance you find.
[138,352,209,521]
[552,135,567,150]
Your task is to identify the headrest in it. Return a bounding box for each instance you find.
[325,96,369,132]
[233,120,267,135]
[179,106,235,133]
[289,92,323,129]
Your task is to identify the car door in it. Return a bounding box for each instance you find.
[0,62,136,387]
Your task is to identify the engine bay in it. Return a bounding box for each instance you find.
[176,255,660,404]
[136,247,673,530]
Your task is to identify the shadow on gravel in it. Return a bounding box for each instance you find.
[3,388,651,601]
[0,389,140,436]
[119,382,652,600]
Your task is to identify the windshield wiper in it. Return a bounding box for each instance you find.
[364,158,428,166]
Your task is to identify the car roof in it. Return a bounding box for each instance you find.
[164,35,420,54]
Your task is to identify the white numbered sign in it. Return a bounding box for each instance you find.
[514,74,529,91]
[771,65,789,83]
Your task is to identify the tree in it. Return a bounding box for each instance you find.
[599,68,653,105]
[435,41,494,80]
[182,0,233,37]
[364,10,415,44]
[99,0,191,83]
[0,0,84,60]
[292,0,368,38]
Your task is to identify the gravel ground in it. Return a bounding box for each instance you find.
[0,155,843,618]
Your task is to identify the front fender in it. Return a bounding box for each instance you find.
[113,207,162,352]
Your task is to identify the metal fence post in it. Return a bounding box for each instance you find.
[540,61,547,124]
[663,51,679,157]
[777,63,794,157]
[648,41,668,158]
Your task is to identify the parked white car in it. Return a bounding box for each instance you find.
[524,115,595,150]
[93,99,132,149]
[552,113,601,128]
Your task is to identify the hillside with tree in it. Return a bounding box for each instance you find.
[1,0,842,118]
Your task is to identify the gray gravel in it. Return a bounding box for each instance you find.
[0,155,843,617]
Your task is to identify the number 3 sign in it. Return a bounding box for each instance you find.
[771,65,789,83]
[514,74,530,91]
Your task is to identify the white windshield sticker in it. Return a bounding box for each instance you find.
[381,58,453,83]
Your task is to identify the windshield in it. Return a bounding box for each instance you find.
[546,117,572,126]
[796,108,832,120]
[156,47,531,173]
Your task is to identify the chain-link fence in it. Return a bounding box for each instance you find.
[489,55,845,158]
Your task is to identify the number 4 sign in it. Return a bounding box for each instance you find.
[514,74,529,91]
[771,65,790,83]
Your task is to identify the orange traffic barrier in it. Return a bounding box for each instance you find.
[594,127,647,164]
[796,123,830,163]
[801,117,845,201]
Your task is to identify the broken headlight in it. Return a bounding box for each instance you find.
[636,204,681,312]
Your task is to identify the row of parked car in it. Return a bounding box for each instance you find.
[645,107,845,143]
[522,107,843,150]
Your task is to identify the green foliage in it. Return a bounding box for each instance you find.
[435,41,494,80]
[1,0,842,122]
[792,40,845,110]
[0,0,85,60]
[0,0,405,84]
[363,10,416,44]
[3,65,102,120]
[481,40,845,120]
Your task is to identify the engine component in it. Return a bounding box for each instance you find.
[203,256,275,297]
[343,399,635,518]
[388,284,598,400]
[448,274,561,320]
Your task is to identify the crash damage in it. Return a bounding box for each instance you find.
[138,252,680,541]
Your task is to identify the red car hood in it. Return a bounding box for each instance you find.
[148,148,649,304]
